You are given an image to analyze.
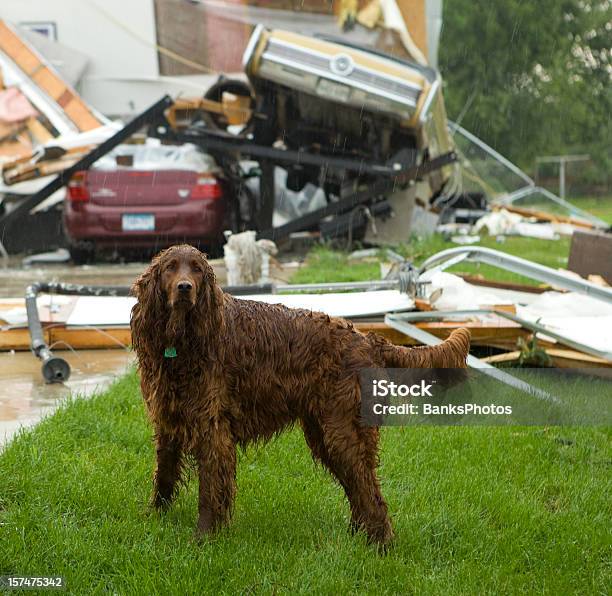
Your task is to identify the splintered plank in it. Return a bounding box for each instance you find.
[494,204,593,229]
[1,318,531,352]
[0,19,103,132]
[0,327,39,351]
[544,349,612,368]
[483,349,612,368]
[48,327,132,350]
[354,320,530,349]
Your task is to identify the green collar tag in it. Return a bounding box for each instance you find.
[164,346,177,359]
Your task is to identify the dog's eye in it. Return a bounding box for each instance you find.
[191,263,203,273]
[165,261,176,271]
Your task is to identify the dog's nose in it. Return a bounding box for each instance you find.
[177,281,193,293]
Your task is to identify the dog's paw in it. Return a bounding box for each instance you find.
[366,523,395,554]
[150,492,173,513]
[348,519,365,536]
[192,525,220,546]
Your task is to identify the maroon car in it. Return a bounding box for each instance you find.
[63,144,226,262]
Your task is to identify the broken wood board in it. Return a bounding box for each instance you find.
[493,204,593,229]
[458,274,548,294]
[483,349,612,369]
[166,96,252,129]
[0,20,103,133]
[0,319,532,352]
[0,325,131,352]
[2,145,94,184]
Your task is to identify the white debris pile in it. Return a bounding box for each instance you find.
[438,209,581,243]
[473,209,576,240]
[223,231,278,286]
[426,271,515,311]
[516,291,612,355]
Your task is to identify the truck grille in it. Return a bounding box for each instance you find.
[263,38,422,107]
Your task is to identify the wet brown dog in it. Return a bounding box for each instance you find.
[130,244,470,547]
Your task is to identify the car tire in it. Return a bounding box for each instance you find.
[205,242,224,260]
[69,243,95,265]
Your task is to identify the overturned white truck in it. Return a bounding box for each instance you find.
[240,25,457,242]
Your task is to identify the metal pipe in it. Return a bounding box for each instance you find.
[385,308,612,362]
[417,246,612,304]
[385,313,559,404]
[223,283,273,295]
[274,280,399,293]
[25,282,131,383]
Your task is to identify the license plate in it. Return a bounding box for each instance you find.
[122,214,155,231]
[316,79,351,102]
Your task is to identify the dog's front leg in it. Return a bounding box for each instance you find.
[195,418,237,537]
[151,430,183,510]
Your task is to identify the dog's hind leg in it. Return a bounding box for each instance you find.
[195,417,237,537]
[301,415,363,534]
[325,425,393,547]
[319,389,394,548]
[152,431,183,510]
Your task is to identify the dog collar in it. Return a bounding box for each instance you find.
[164,346,177,358]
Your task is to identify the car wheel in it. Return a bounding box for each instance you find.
[69,243,95,265]
[206,242,224,260]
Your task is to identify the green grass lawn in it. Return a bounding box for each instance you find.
[291,235,572,287]
[570,196,612,224]
[1,374,610,594]
[291,195,611,288]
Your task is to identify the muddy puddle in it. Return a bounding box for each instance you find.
[0,256,297,299]
[0,349,134,446]
[0,261,149,299]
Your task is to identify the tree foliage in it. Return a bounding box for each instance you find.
[438,0,611,188]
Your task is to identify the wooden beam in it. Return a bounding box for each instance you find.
[458,274,548,294]
[0,327,43,351]
[0,20,104,132]
[48,327,132,351]
[395,0,428,59]
[493,204,594,229]
[2,320,605,371]
[355,320,530,348]
[483,348,612,368]
[3,319,531,352]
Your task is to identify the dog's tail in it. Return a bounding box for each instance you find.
[369,327,471,369]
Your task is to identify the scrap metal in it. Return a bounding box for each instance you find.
[386,308,612,363]
[25,282,130,383]
[415,246,612,303]
[384,312,559,404]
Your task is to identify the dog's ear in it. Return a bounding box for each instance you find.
[194,256,224,339]
[130,250,167,357]
[130,249,166,301]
